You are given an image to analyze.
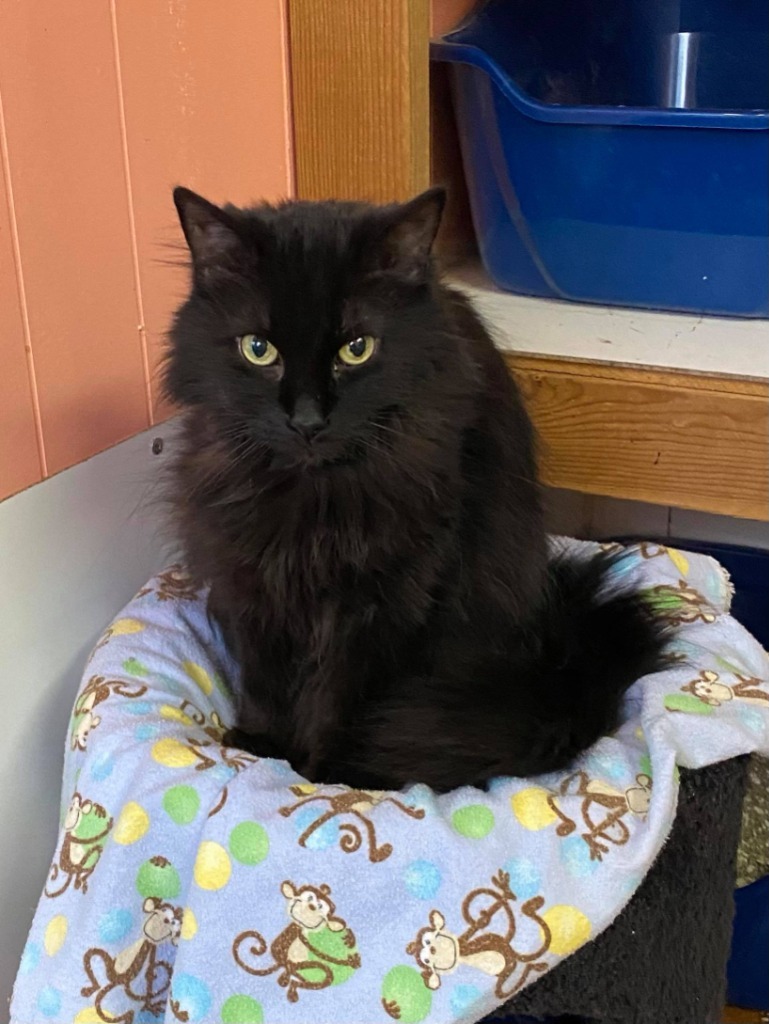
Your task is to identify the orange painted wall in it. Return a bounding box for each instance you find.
[0,0,293,501]
[431,0,480,36]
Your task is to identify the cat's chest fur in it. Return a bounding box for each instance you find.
[196,453,463,672]
[202,464,462,767]
[245,473,456,633]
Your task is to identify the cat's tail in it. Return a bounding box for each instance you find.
[343,550,669,793]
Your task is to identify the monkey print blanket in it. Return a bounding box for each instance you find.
[12,540,769,1024]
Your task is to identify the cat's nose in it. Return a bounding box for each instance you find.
[288,396,327,441]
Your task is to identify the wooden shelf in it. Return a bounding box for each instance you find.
[451,266,769,521]
[452,262,769,381]
[723,1008,769,1023]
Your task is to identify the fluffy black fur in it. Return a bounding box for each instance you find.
[165,185,666,792]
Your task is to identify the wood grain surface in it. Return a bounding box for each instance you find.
[722,1008,769,1023]
[506,354,769,521]
[289,0,431,202]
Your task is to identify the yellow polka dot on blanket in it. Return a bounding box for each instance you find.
[511,787,559,830]
[160,704,194,726]
[44,915,68,956]
[194,841,231,890]
[74,1008,102,1023]
[542,905,592,956]
[181,907,198,940]
[152,737,197,768]
[667,548,690,576]
[109,618,144,636]
[183,661,213,696]
[292,783,317,795]
[113,801,150,845]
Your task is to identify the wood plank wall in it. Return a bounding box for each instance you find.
[0,0,293,502]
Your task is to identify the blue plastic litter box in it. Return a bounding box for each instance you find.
[432,0,769,317]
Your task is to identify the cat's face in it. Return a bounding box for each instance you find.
[167,188,459,471]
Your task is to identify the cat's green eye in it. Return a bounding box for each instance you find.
[338,335,378,367]
[238,334,279,367]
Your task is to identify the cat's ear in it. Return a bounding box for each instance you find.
[374,186,446,281]
[173,186,244,285]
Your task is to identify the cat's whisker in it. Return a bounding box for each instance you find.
[370,422,409,442]
[184,437,267,499]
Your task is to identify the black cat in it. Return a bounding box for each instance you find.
[165,185,666,792]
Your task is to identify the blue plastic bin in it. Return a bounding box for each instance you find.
[431,0,769,317]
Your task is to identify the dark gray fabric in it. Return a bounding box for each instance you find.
[737,754,769,887]
[493,757,747,1024]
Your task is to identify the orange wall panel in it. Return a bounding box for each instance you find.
[0,0,150,476]
[431,0,479,35]
[0,125,41,499]
[430,0,479,36]
[0,0,292,498]
[113,0,294,416]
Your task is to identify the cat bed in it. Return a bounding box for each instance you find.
[12,540,769,1024]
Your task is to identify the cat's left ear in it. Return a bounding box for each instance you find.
[375,186,446,281]
[173,186,244,286]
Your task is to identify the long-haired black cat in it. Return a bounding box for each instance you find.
[166,185,665,793]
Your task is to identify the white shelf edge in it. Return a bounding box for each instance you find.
[447,263,769,382]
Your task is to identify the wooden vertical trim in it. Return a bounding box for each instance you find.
[288,0,431,202]
[406,0,431,196]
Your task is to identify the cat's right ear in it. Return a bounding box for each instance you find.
[371,186,446,283]
[173,187,243,286]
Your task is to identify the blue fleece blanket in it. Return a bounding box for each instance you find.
[12,539,769,1024]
